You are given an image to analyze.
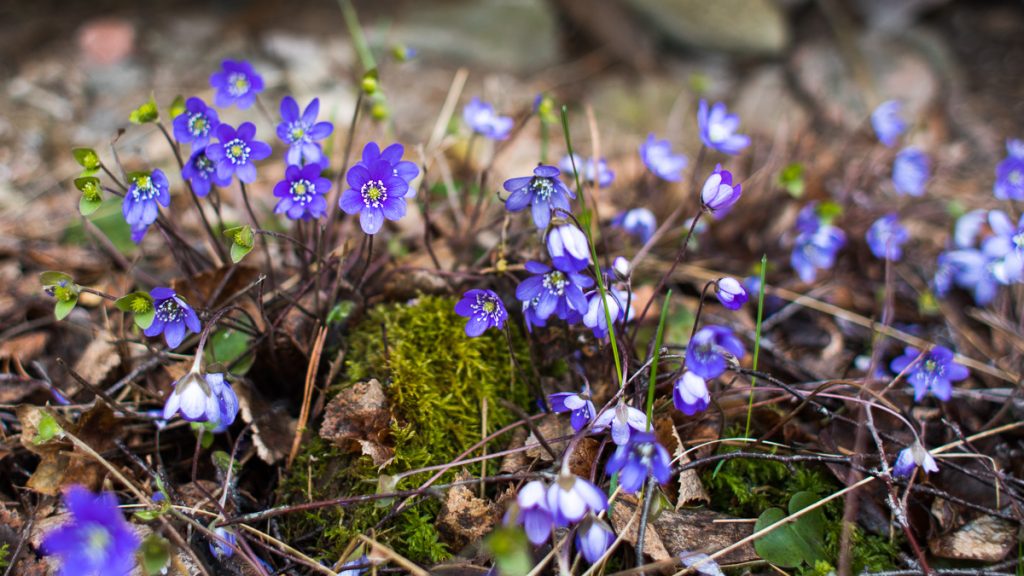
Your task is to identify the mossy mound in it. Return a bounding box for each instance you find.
[279,295,531,564]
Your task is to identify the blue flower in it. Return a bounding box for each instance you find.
[454,289,508,337]
[892,444,938,478]
[522,297,547,332]
[559,154,615,188]
[700,164,742,218]
[163,370,239,431]
[934,249,1000,306]
[546,474,607,527]
[611,208,657,243]
[277,96,333,166]
[506,480,554,545]
[639,134,687,182]
[673,371,710,415]
[591,402,647,446]
[206,122,272,184]
[143,287,201,349]
[172,97,220,149]
[994,139,1024,200]
[870,100,905,148]
[698,99,750,156]
[866,213,909,261]
[892,147,929,197]
[339,555,369,576]
[546,224,593,272]
[715,277,747,310]
[339,143,413,234]
[890,345,968,402]
[791,203,846,283]
[182,149,230,197]
[122,170,170,234]
[41,485,141,576]
[359,142,420,189]
[575,518,615,564]
[463,97,513,140]
[209,59,264,109]
[686,325,745,380]
[504,165,575,229]
[605,431,672,494]
[274,163,331,220]
[515,261,593,322]
[209,527,237,559]
[548,389,596,432]
[582,287,631,340]
[981,210,1024,284]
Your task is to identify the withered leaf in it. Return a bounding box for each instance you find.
[235,379,296,465]
[654,417,709,507]
[928,514,1016,562]
[435,474,500,552]
[319,379,394,468]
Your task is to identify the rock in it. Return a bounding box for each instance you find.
[389,0,560,73]
[928,514,1016,562]
[621,0,789,56]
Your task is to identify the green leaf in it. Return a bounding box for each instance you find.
[229,241,252,264]
[754,507,805,568]
[777,162,805,198]
[204,327,254,375]
[34,412,63,444]
[223,225,254,263]
[54,296,78,320]
[39,271,74,287]
[79,194,102,216]
[327,301,355,326]
[115,291,156,330]
[72,148,101,171]
[817,201,843,225]
[133,508,166,521]
[788,491,828,562]
[168,95,186,119]
[138,534,171,575]
[129,95,159,125]
[485,526,532,576]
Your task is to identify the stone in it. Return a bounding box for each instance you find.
[621,0,789,56]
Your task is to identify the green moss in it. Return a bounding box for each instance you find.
[703,440,902,574]
[280,295,531,564]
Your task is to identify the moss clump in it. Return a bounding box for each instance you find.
[280,295,531,564]
[703,441,901,575]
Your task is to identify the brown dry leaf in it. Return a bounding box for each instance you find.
[0,376,47,404]
[235,379,296,464]
[72,329,120,385]
[319,379,394,468]
[610,496,758,565]
[435,474,500,552]
[499,427,531,474]
[172,265,262,321]
[524,414,572,462]
[654,418,709,507]
[27,452,70,496]
[0,332,48,362]
[928,514,1016,562]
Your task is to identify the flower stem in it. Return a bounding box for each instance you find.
[645,290,672,430]
[238,181,277,289]
[743,254,769,439]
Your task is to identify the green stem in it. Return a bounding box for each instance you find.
[338,0,376,71]
[744,254,769,439]
[646,290,672,430]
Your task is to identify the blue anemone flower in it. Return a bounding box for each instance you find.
[454,289,508,337]
[172,97,220,149]
[339,146,412,235]
[890,345,968,402]
[209,59,264,109]
[206,122,272,184]
[892,147,929,197]
[515,261,593,322]
[870,100,905,148]
[143,287,201,349]
[698,99,750,155]
[504,165,575,229]
[273,163,331,220]
[463,97,513,140]
[994,139,1024,201]
[686,325,745,380]
[41,485,141,576]
[182,148,230,197]
[866,213,909,261]
[277,96,333,166]
[639,134,687,182]
[605,431,672,494]
[122,169,170,235]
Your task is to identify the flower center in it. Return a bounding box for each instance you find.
[83,523,111,562]
[290,179,315,203]
[1014,231,1024,251]
[156,299,184,323]
[188,113,209,137]
[288,122,307,142]
[543,270,568,295]
[225,138,250,164]
[708,123,729,143]
[132,176,155,200]
[531,177,555,201]
[472,294,503,322]
[227,72,250,97]
[195,154,213,174]
[1010,170,1022,185]
[360,180,387,207]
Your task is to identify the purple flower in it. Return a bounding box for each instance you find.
[339,555,369,576]
[182,148,230,197]
[673,371,710,415]
[206,122,272,184]
[209,527,237,559]
[172,97,220,149]
[546,224,592,273]
[686,325,745,380]
[547,474,608,527]
[605,431,672,494]
[575,518,615,564]
[122,170,170,233]
[982,210,1024,284]
[791,203,846,283]
[893,444,938,478]
[277,96,333,166]
[701,164,742,217]
[582,287,631,340]
[339,144,413,234]
[143,287,201,349]
[698,100,750,156]
[559,154,615,188]
[890,345,967,402]
[454,289,508,337]
[522,297,547,333]
[360,142,420,189]
[548,389,596,432]
[994,139,1024,200]
[934,249,1000,306]
[680,552,725,576]
[639,134,688,182]
[40,485,140,576]
[274,163,331,220]
[163,371,239,431]
[715,277,747,310]
[892,147,929,197]
[506,480,554,545]
[592,402,647,446]
[209,59,264,109]
[866,213,909,261]
[611,208,657,243]
[613,256,631,280]
[463,97,513,140]
[870,100,905,148]
[515,261,593,322]
[504,165,575,229]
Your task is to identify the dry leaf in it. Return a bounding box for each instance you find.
[319,379,394,468]
[524,414,572,462]
[0,332,48,362]
[654,418,709,507]
[235,379,297,464]
[928,514,1016,562]
[435,474,500,551]
[72,330,120,385]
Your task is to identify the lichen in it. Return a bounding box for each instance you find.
[279,295,531,564]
